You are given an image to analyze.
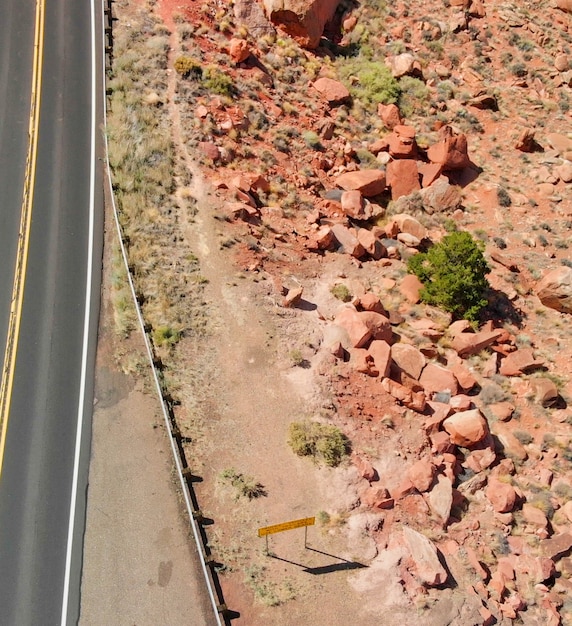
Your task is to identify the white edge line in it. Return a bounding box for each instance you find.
[60,0,97,621]
[99,10,224,626]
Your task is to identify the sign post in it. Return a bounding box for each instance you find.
[257,516,315,554]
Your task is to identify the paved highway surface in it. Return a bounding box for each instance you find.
[0,0,103,623]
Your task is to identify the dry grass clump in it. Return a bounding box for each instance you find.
[107,2,210,357]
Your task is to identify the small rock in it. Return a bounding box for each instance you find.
[399,274,423,303]
[486,478,518,513]
[530,378,559,407]
[428,474,453,524]
[283,286,303,308]
[377,103,402,129]
[407,458,436,493]
[229,38,251,63]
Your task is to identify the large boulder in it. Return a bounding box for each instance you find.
[402,527,448,586]
[443,409,489,447]
[386,160,420,200]
[420,176,462,214]
[427,126,471,170]
[391,343,426,380]
[536,266,572,314]
[262,0,342,49]
[335,169,386,197]
[312,77,351,105]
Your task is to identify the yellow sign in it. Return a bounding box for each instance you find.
[258,517,315,537]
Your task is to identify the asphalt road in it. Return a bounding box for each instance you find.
[0,0,103,624]
[0,0,34,364]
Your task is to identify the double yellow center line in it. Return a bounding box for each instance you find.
[0,0,46,476]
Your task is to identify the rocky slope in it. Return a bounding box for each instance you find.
[113,0,572,623]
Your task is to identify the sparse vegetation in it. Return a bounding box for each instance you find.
[330,283,352,302]
[288,421,350,467]
[219,468,266,500]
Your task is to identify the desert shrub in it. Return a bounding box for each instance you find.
[302,130,323,150]
[288,421,350,467]
[398,76,431,117]
[337,60,400,106]
[330,283,352,302]
[202,67,235,96]
[407,231,490,321]
[153,325,181,347]
[173,55,202,79]
[513,430,533,445]
[219,468,266,500]
[497,186,512,207]
[479,382,508,405]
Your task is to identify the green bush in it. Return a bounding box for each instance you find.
[202,67,235,96]
[407,231,490,321]
[398,76,430,117]
[173,55,202,79]
[288,421,350,467]
[338,60,400,106]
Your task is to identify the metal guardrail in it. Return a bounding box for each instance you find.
[101,2,232,624]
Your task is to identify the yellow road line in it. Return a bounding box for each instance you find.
[0,0,45,477]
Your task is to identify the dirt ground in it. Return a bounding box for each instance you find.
[80,0,572,624]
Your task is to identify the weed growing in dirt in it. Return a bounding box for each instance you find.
[330,283,352,302]
[288,421,350,467]
[219,468,266,500]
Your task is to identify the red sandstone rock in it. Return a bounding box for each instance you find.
[391,343,426,380]
[368,340,391,378]
[407,458,436,493]
[354,455,378,482]
[418,162,443,187]
[388,125,418,159]
[420,176,463,213]
[530,378,560,407]
[536,266,572,314]
[522,503,549,529]
[331,224,366,258]
[428,474,453,524]
[229,38,251,63]
[450,362,478,391]
[427,126,471,170]
[540,532,572,560]
[312,77,351,104]
[358,293,387,315]
[419,362,459,396]
[335,169,386,197]
[356,229,386,260]
[443,409,488,447]
[308,225,336,251]
[263,0,342,49]
[499,348,544,376]
[283,286,303,307]
[486,478,518,513]
[452,330,503,357]
[377,103,402,129]
[488,402,515,422]
[340,190,365,218]
[359,311,392,342]
[399,274,423,303]
[386,160,420,200]
[393,214,427,240]
[351,348,379,376]
[333,306,371,348]
[402,527,448,586]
